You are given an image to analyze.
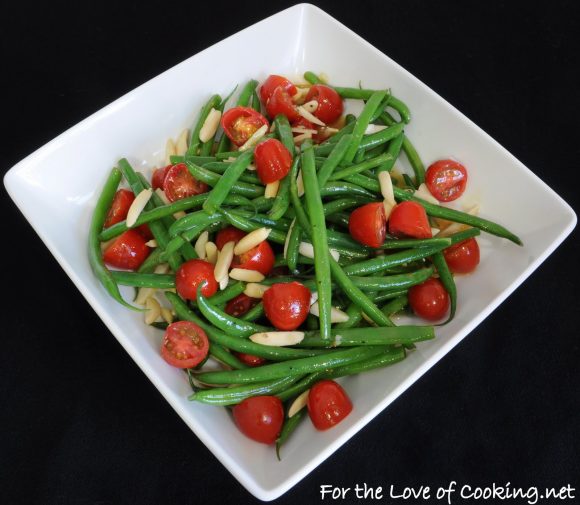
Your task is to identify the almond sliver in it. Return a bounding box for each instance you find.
[229,268,265,283]
[244,283,269,299]
[239,124,268,151]
[264,181,280,199]
[233,228,271,255]
[297,105,325,126]
[145,297,162,325]
[161,307,174,324]
[175,128,189,156]
[126,188,152,227]
[414,183,439,205]
[309,302,350,323]
[199,108,222,143]
[288,390,310,418]
[214,241,235,282]
[302,100,318,113]
[296,169,305,196]
[378,171,395,206]
[205,241,218,265]
[249,331,304,346]
[194,231,209,259]
[135,287,156,306]
[364,124,388,135]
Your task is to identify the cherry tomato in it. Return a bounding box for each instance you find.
[175,259,218,300]
[307,380,352,431]
[104,189,134,228]
[425,159,468,202]
[102,229,150,270]
[161,321,209,369]
[292,117,324,144]
[305,85,343,124]
[163,163,208,203]
[348,202,386,248]
[443,237,480,274]
[215,226,246,251]
[266,85,299,122]
[262,282,311,330]
[152,165,171,190]
[225,293,259,317]
[259,75,297,104]
[233,352,267,367]
[254,138,293,184]
[221,106,269,147]
[232,240,275,276]
[232,396,284,444]
[388,201,432,239]
[408,277,450,321]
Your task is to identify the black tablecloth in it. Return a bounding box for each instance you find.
[2,2,578,504]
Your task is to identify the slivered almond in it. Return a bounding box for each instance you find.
[239,124,268,151]
[145,297,162,325]
[145,239,157,248]
[205,241,218,264]
[292,87,310,104]
[161,307,174,324]
[414,183,439,205]
[219,276,229,291]
[383,199,396,220]
[309,291,319,307]
[199,108,222,143]
[364,124,388,135]
[296,169,305,196]
[264,181,279,199]
[319,72,329,84]
[293,132,312,145]
[229,268,265,283]
[378,171,395,206]
[135,287,156,306]
[288,390,309,418]
[165,138,176,165]
[234,227,271,255]
[154,263,170,275]
[302,100,318,113]
[283,219,296,259]
[297,105,325,126]
[126,188,152,227]
[309,302,350,323]
[244,283,269,298]
[194,231,209,259]
[214,241,235,282]
[361,312,377,326]
[436,204,479,237]
[175,129,189,156]
[246,163,256,171]
[249,331,304,346]
[298,242,340,261]
[291,126,318,135]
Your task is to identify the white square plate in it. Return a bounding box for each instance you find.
[3,3,576,501]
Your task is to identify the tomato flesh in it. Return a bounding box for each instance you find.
[232,396,284,444]
[443,237,480,274]
[307,380,352,431]
[254,138,293,184]
[233,240,275,276]
[266,85,299,122]
[425,159,468,202]
[260,75,297,104]
[225,294,259,318]
[388,201,432,239]
[163,163,208,203]
[215,226,246,251]
[175,259,218,300]
[152,165,171,190]
[408,277,450,321]
[102,229,150,270]
[221,106,269,146]
[304,85,343,124]
[104,189,134,228]
[233,352,267,367]
[348,202,386,248]
[161,321,209,369]
[262,282,311,331]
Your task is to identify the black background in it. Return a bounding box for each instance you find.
[1,1,579,504]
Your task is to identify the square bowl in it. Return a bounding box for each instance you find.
[3,3,576,501]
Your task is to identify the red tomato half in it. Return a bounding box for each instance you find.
[163,163,208,203]
[161,321,209,369]
[215,226,246,251]
[262,282,311,331]
[102,229,150,270]
[260,75,297,104]
[266,85,299,122]
[425,159,468,202]
[152,165,171,190]
[221,106,269,147]
[175,259,218,300]
[307,380,353,431]
[304,85,343,124]
[388,201,432,239]
[232,396,284,444]
[254,138,293,184]
[104,189,134,228]
[348,202,386,248]
[225,294,259,318]
[408,278,450,321]
[233,352,267,367]
[443,237,480,274]
[232,241,275,276]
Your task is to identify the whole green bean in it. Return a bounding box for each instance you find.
[330,151,396,181]
[316,134,352,187]
[377,133,404,173]
[348,266,434,291]
[381,295,409,317]
[187,94,222,156]
[209,342,249,370]
[298,325,434,347]
[276,408,307,461]
[431,252,456,322]
[381,236,452,249]
[202,162,261,185]
[286,219,302,274]
[111,271,175,289]
[240,301,265,322]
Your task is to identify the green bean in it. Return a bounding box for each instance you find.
[331,87,412,124]
[320,182,376,199]
[209,343,249,370]
[370,289,410,304]
[448,227,481,245]
[187,94,222,156]
[303,71,322,84]
[381,295,409,317]
[240,301,265,322]
[276,371,325,402]
[201,162,261,185]
[274,114,295,155]
[276,408,307,461]
[298,325,434,347]
[316,134,352,187]
[204,281,245,307]
[286,219,302,274]
[330,151,396,181]
[169,210,223,237]
[111,271,175,289]
[431,252,456,322]
[377,133,404,173]
[251,88,262,113]
[349,266,434,291]
[357,122,405,152]
[381,236,452,249]
[329,345,406,377]
[333,303,364,329]
[215,150,240,160]
[221,210,286,243]
[325,212,350,229]
[203,149,254,214]
[137,247,164,274]
[200,87,235,157]
[322,197,374,217]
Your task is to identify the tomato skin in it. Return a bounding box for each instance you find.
[221,106,269,146]
[225,294,259,318]
[215,226,246,251]
[103,229,150,270]
[152,165,171,190]
[307,380,352,431]
[388,201,432,239]
[443,237,480,274]
[161,321,209,369]
[408,277,450,321]
[425,159,468,202]
[266,85,299,122]
[254,138,293,184]
[233,352,267,367]
[163,163,208,203]
[348,202,386,248]
[262,282,311,330]
[104,189,135,228]
[233,241,275,276]
[260,75,297,104]
[305,85,343,124]
[232,396,284,444]
[175,259,218,300]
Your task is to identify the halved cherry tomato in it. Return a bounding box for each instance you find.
[103,229,150,270]
[175,259,218,300]
[232,240,275,276]
[233,396,284,444]
[259,75,297,105]
[266,85,299,122]
[304,85,343,124]
[233,352,267,367]
[254,138,293,184]
[262,282,311,330]
[221,106,269,147]
[104,189,134,228]
[215,226,246,251]
[388,201,432,239]
[152,165,171,190]
[443,237,480,274]
[348,202,386,248]
[408,277,450,321]
[291,117,324,144]
[425,159,468,202]
[307,380,352,431]
[163,163,208,203]
[161,321,209,369]
[225,293,259,317]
